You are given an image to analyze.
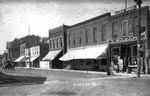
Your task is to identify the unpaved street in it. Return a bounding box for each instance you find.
[0,68,150,96]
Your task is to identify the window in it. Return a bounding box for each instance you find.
[122,20,128,37]
[56,38,59,48]
[133,16,138,36]
[73,33,76,46]
[128,24,133,36]
[102,24,106,41]
[112,22,117,38]
[68,34,71,46]
[85,29,89,43]
[60,37,63,47]
[49,39,52,49]
[53,39,55,49]
[79,31,82,45]
[93,27,98,43]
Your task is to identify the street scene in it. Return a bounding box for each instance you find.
[0,67,150,96]
[1,0,150,96]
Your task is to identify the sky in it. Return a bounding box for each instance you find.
[0,0,150,54]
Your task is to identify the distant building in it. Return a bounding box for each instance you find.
[25,44,49,68]
[15,43,26,67]
[41,37,49,44]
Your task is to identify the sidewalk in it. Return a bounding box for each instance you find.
[16,67,150,78]
[17,67,107,75]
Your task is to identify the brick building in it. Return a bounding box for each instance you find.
[60,5,150,73]
[60,13,111,71]
[42,24,70,69]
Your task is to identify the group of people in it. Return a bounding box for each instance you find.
[112,56,125,73]
[1,58,15,71]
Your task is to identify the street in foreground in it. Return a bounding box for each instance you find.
[0,68,150,96]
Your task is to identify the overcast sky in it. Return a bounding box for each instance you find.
[0,0,150,54]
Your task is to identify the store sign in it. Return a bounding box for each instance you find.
[108,37,137,44]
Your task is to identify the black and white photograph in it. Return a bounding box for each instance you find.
[0,0,150,96]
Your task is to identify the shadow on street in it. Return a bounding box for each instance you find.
[0,71,47,87]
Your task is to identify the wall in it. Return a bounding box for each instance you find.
[20,43,26,56]
[67,13,111,49]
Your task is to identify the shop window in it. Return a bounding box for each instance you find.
[112,22,117,38]
[111,47,120,60]
[93,27,98,43]
[86,60,92,65]
[122,20,128,37]
[80,60,84,65]
[102,24,106,41]
[101,59,107,65]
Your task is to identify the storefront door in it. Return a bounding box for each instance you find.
[131,44,137,65]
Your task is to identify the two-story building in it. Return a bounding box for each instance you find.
[108,6,150,73]
[59,5,150,73]
[25,44,49,68]
[59,13,111,71]
[15,43,27,67]
[42,24,70,69]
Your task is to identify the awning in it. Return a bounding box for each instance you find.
[42,50,62,61]
[59,44,108,61]
[15,56,26,62]
[27,56,39,62]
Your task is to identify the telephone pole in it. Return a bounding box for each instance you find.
[28,26,31,69]
[134,0,143,78]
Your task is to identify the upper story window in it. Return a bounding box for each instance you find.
[93,27,98,43]
[73,33,76,46]
[133,16,138,36]
[79,31,82,45]
[85,29,89,44]
[53,39,55,49]
[102,24,106,41]
[49,39,52,49]
[68,34,71,46]
[128,23,133,36]
[122,20,128,37]
[56,38,59,48]
[60,36,63,47]
[112,22,117,38]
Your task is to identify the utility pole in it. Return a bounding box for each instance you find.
[125,0,127,9]
[134,0,143,78]
[28,26,31,69]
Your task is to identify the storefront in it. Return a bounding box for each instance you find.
[59,44,108,71]
[109,36,146,73]
[42,50,63,69]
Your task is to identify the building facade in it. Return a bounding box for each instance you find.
[25,44,49,68]
[42,24,70,69]
[15,43,27,67]
[60,5,150,73]
[60,13,111,71]
[108,6,150,73]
